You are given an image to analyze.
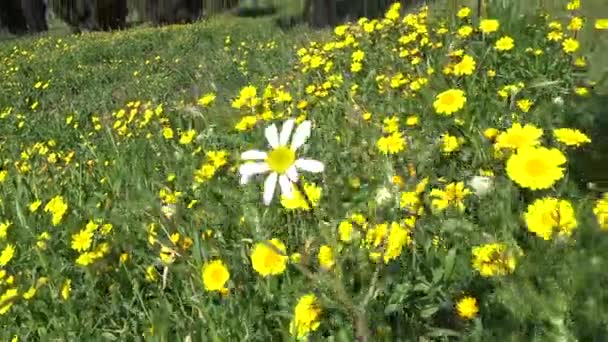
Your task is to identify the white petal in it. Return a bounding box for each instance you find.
[239,162,270,177]
[290,120,311,150]
[263,172,278,205]
[295,159,325,173]
[286,165,299,183]
[265,124,280,149]
[241,150,268,160]
[240,173,252,185]
[279,119,296,146]
[278,175,293,197]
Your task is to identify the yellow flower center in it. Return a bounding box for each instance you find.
[524,158,548,177]
[266,146,295,173]
[440,93,455,105]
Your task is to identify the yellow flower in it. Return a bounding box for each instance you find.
[179,130,196,145]
[289,294,322,339]
[594,194,608,230]
[457,7,471,18]
[0,288,18,315]
[61,279,71,300]
[71,230,93,252]
[44,195,68,226]
[524,197,577,240]
[0,244,15,266]
[495,36,514,51]
[553,128,591,146]
[145,265,158,282]
[495,123,543,150]
[516,99,533,113]
[562,38,579,53]
[471,243,516,277]
[0,221,10,240]
[197,93,216,107]
[251,239,288,277]
[595,19,608,30]
[338,221,354,242]
[484,128,499,140]
[456,296,479,319]
[383,222,411,263]
[457,25,473,38]
[377,132,407,154]
[318,245,335,270]
[76,252,96,266]
[433,89,466,115]
[22,286,37,300]
[280,183,322,210]
[547,30,563,41]
[202,260,230,292]
[567,17,583,31]
[506,146,567,190]
[452,55,476,76]
[0,170,7,182]
[430,182,471,212]
[441,133,461,154]
[479,19,499,33]
[162,127,174,139]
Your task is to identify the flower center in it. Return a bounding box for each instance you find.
[266,146,296,173]
[524,158,548,177]
[441,93,455,105]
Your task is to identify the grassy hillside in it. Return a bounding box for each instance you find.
[1,1,608,340]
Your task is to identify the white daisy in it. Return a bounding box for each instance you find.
[239,119,324,205]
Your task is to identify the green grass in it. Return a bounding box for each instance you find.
[1,1,608,341]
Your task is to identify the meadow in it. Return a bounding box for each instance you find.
[1,0,608,340]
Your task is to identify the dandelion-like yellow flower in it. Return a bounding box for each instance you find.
[0,244,15,266]
[44,195,68,226]
[479,19,499,34]
[71,230,93,252]
[441,133,461,154]
[456,296,479,320]
[318,245,334,270]
[594,194,608,230]
[250,239,288,277]
[553,128,591,147]
[524,197,577,240]
[495,123,543,150]
[289,294,322,339]
[377,132,407,154]
[202,260,230,292]
[383,222,411,263]
[471,243,516,277]
[495,36,514,51]
[433,89,466,115]
[430,182,471,211]
[562,38,579,53]
[452,55,476,76]
[506,146,566,190]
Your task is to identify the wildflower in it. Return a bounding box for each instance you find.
[318,245,334,270]
[516,99,533,113]
[0,244,15,266]
[198,93,216,107]
[430,182,471,212]
[280,183,322,210]
[145,266,158,282]
[0,222,10,240]
[594,194,608,230]
[553,128,591,146]
[457,7,471,18]
[562,38,579,53]
[377,132,407,154]
[471,243,516,277]
[0,288,18,315]
[441,133,461,154]
[289,294,322,339]
[61,279,71,300]
[524,197,577,240]
[495,123,543,150]
[71,230,93,252]
[479,19,499,33]
[250,239,288,277]
[179,130,196,145]
[76,252,96,266]
[239,119,324,205]
[433,89,466,115]
[595,19,608,30]
[568,17,583,31]
[202,260,230,292]
[232,85,259,108]
[484,128,499,140]
[506,146,566,190]
[456,296,479,320]
[452,55,476,76]
[457,25,473,38]
[495,36,514,51]
[384,222,411,263]
[338,221,354,242]
[44,195,68,226]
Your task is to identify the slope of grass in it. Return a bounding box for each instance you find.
[1,1,608,341]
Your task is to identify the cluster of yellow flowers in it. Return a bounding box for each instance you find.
[471,243,518,277]
[71,219,114,266]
